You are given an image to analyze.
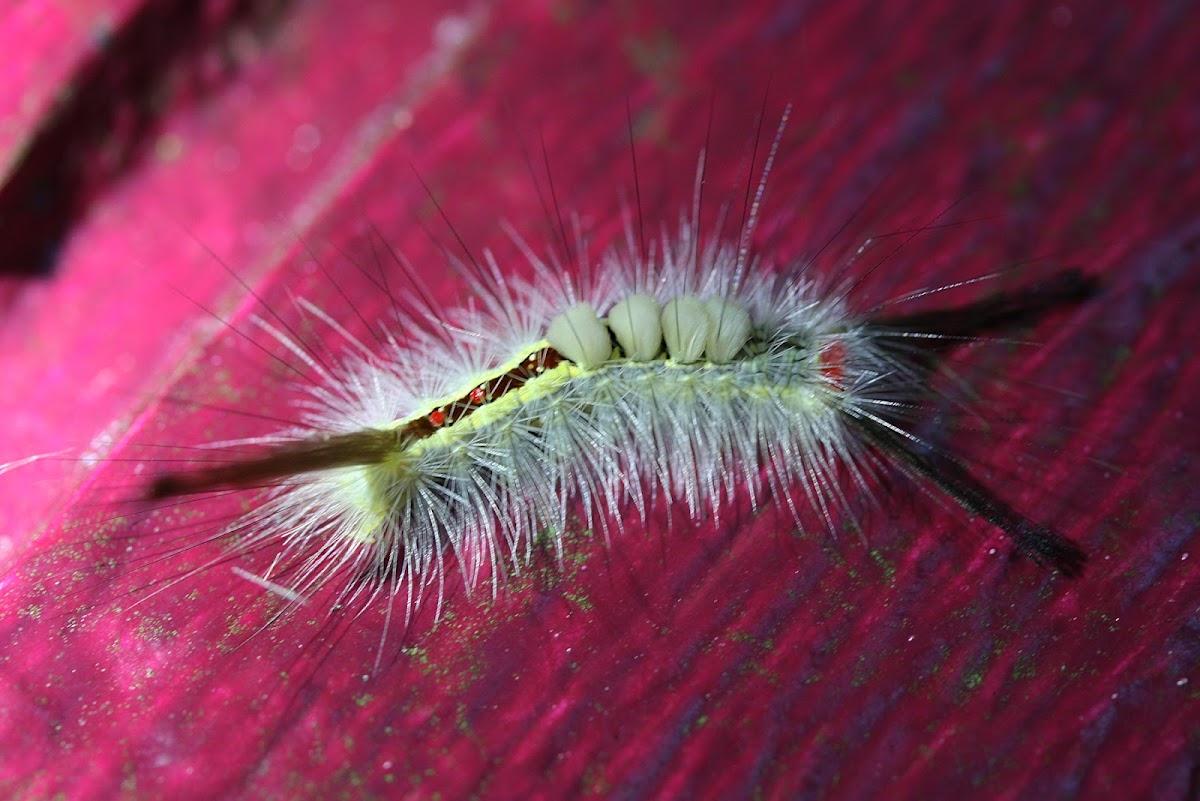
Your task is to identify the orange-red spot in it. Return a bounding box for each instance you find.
[468,387,486,405]
[820,340,847,389]
[429,409,446,427]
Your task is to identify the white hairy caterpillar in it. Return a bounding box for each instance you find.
[6,2,1191,797]
[125,109,1092,640]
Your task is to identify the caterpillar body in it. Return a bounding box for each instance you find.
[140,135,1093,628]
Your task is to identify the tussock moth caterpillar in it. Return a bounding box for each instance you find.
[130,109,1091,639]
[1,111,1112,795]
[5,2,1196,798]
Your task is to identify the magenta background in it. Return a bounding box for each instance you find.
[1,1,1198,800]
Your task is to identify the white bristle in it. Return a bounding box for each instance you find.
[546,303,611,369]
[608,293,662,361]
[704,298,752,363]
[661,296,711,363]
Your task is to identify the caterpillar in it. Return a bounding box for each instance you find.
[2,4,1187,798]
[133,111,1092,635]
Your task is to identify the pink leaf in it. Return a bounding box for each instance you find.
[1,2,1197,799]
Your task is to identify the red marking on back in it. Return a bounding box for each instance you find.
[429,409,446,427]
[469,387,486,405]
[820,340,847,390]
